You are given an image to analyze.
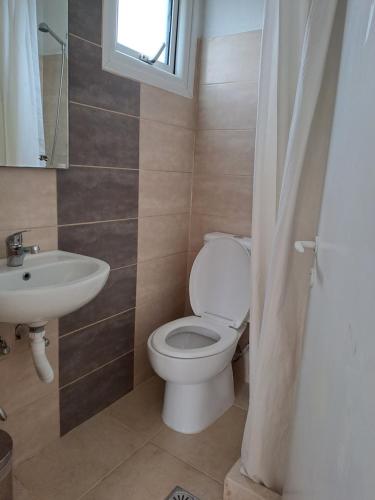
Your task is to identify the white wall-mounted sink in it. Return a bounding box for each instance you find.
[0,251,110,325]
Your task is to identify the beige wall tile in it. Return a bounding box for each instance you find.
[134,342,154,386]
[0,226,58,258]
[139,119,195,172]
[138,213,189,262]
[152,406,246,483]
[139,170,192,217]
[195,129,255,176]
[0,392,59,466]
[140,84,196,129]
[136,253,188,307]
[135,285,186,347]
[200,31,261,84]
[0,168,57,230]
[80,443,222,500]
[0,321,58,414]
[198,81,258,130]
[15,413,145,500]
[192,174,252,219]
[189,213,252,252]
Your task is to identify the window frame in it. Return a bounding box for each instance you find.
[102,0,198,98]
[115,0,178,73]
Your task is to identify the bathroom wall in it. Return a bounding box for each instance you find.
[135,85,195,385]
[0,172,59,465]
[0,0,194,461]
[203,0,264,37]
[188,30,261,272]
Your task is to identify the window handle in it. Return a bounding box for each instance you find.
[139,43,166,65]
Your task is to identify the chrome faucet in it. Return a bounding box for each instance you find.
[6,231,40,267]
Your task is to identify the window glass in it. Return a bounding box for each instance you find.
[117,0,172,64]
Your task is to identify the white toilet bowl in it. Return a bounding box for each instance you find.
[147,233,251,434]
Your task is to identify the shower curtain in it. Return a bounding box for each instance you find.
[0,0,45,166]
[241,0,344,493]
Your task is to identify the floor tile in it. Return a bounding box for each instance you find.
[152,406,247,483]
[13,477,31,500]
[104,377,164,442]
[81,443,222,500]
[15,413,144,500]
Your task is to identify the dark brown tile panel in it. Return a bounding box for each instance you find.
[58,219,138,269]
[57,166,139,225]
[59,309,135,386]
[59,266,137,335]
[69,0,102,45]
[68,103,139,168]
[69,35,140,116]
[60,352,134,435]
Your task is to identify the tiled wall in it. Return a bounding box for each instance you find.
[135,85,195,385]
[57,0,140,435]
[0,171,59,465]
[0,0,195,459]
[188,31,261,268]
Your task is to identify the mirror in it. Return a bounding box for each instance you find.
[0,0,68,169]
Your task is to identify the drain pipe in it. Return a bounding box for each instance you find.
[28,326,54,384]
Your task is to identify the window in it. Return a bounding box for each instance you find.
[102,0,198,98]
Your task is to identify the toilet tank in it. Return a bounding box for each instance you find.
[203,232,252,253]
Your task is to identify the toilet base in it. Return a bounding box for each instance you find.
[162,364,234,434]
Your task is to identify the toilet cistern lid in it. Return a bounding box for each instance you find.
[189,237,251,329]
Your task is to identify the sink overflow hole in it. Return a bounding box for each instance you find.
[23,272,31,281]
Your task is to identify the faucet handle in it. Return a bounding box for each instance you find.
[6,230,29,248]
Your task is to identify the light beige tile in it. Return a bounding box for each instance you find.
[0,321,58,414]
[0,227,58,259]
[81,443,223,500]
[189,213,251,252]
[138,213,189,262]
[14,477,31,500]
[234,375,249,412]
[134,342,154,386]
[139,170,192,217]
[136,253,188,307]
[139,119,195,172]
[104,377,164,441]
[224,459,281,500]
[192,174,252,219]
[198,81,258,130]
[200,31,261,84]
[0,169,57,230]
[135,285,186,347]
[141,84,196,129]
[152,406,247,483]
[15,413,145,500]
[0,392,59,466]
[195,129,255,176]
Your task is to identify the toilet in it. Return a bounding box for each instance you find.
[147,232,251,434]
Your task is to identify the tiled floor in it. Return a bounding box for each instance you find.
[14,375,248,500]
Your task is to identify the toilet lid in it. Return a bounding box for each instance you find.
[189,237,251,328]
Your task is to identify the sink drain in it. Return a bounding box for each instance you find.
[165,486,200,500]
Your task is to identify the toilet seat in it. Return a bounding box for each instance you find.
[150,316,238,360]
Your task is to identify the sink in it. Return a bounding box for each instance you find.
[0,251,110,325]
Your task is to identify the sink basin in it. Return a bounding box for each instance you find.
[0,251,110,325]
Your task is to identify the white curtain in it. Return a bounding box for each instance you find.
[0,0,45,167]
[241,0,344,493]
